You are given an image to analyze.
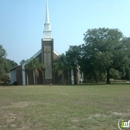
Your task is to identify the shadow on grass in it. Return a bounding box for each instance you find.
[76,82,130,86]
[0,83,18,87]
[0,82,130,87]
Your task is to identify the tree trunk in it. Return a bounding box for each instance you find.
[74,70,77,85]
[33,71,35,85]
[68,71,70,84]
[95,76,98,83]
[36,76,37,85]
[106,69,110,84]
[71,69,74,85]
[95,72,98,83]
[91,76,93,83]
[62,71,64,84]
[53,72,55,84]
[42,71,44,84]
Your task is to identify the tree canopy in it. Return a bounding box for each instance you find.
[0,45,18,83]
[1,28,130,84]
[25,58,44,84]
[57,28,130,84]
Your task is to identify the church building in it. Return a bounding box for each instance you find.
[9,1,82,85]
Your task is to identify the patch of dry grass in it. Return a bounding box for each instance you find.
[0,84,130,130]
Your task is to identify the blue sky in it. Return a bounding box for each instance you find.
[0,0,130,64]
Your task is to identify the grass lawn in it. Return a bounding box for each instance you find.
[0,84,130,130]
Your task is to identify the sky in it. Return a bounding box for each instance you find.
[0,0,130,64]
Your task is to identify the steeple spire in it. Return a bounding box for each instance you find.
[45,0,50,23]
[43,0,52,39]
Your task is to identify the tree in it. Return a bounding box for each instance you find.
[6,59,18,70]
[25,58,44,84]
[110,68,121,82]
[20,60,26,65]
[0,73,9,83]
[66,46,82,84]
[82,28,130,84]
[0,45,6,72]
[0,45,6,59]
[0,45,18,73]
[53,54,68,84]
[81,45,106,83]
[0,45,8,83]
[120,37,130,80]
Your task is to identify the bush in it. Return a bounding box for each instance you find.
[13,81,17,85]
[0,73,10,83]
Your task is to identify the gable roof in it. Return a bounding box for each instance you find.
[22,49,59,66]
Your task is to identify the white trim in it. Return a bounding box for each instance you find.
[54,50,60,56]
[42,38,52,41]
[22,49,42,66]
[30,49,42,60]
[22,65,26,85]
[22,49,59,67]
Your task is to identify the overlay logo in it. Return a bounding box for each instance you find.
[118,119,130,130]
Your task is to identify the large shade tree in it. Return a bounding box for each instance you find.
[82,28,130,84]
[120,37,130,80]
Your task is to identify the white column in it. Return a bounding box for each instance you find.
[22,65,26,85]
[71,69,74,85]
[10,69,17,84]
[77,67,80,84]
[82,72,84,83]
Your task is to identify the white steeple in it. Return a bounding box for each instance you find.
[45,0,50,23]
[43,0,52,39]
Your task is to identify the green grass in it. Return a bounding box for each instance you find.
[0,84,130,130]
